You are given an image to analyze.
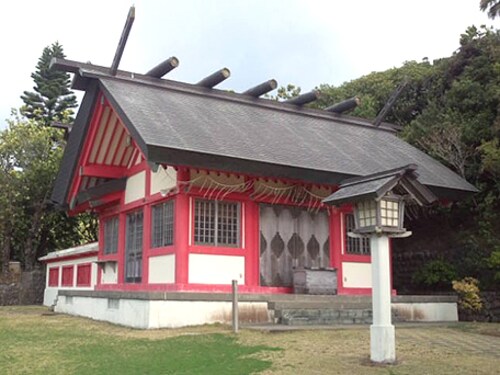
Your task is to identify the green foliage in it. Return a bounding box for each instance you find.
[0,43,97,273]
[0,117,95,271]
[266,84,301,101]
[487,250,500,281]
[452,277,483,312]
[20,42,77,126]
[480,0,500,19]
[314,60,436,126]
[315,24,499,291]
[479,138,500,182]
[412,259,457,289]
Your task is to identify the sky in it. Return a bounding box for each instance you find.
[0,0,495,129]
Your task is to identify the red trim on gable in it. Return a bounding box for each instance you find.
[81,165,125,179]
[67,92,150,215]
[100,117,119,165]
[127,160,148,176]
[68,93,106,208]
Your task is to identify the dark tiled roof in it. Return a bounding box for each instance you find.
[99,76,476,195]
[52,68,477,207]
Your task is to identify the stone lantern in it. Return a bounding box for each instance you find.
[323,164,437,363]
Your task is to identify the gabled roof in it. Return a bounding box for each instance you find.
[51,62,477,207]
[323,165,438,206]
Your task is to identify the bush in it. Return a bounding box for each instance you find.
[412,259,457,289]
[452,277,483,312]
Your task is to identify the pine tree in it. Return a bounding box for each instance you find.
[20,42,77,126]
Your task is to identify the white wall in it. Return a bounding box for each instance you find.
[392,303,458,322]
[342,262,372,288]
[101,262,118,284]
[149,301,269,328]
[124,171,146,204]
[148,255,175,284]
[43,256,97,306]
[55,296,270,329]
[56,295,150,329]
[188,254,244,285]
[150,166,177,195]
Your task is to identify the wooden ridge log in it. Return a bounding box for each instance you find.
[285,90,320,105]
[243,79,277,97]
[325,97,360,113]
[197,68,231,88]
[145,57,179,78]
[110,6,135,76]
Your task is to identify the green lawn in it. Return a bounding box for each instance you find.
[1,306,499,374]
[0,306,276,375]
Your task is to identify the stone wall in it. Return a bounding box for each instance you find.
[458,292,500,322]
[0,269,45,306]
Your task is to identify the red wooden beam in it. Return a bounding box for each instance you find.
[81,164,125,179]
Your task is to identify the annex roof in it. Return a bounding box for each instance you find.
[51,61,477,207]
[38,242,98,262]
[323,165,438,206]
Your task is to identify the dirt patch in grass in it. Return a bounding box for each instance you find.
[447,322,500,337]
[237,325,500,374]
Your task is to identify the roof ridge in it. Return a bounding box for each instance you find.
[79,68,397,134]
[340,164,418,187]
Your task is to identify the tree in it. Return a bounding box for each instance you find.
[480,0,500,19]
[1,42,97,274]
[0,116,97,272]
[20,42,77,126]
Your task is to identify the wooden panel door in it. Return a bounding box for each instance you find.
[259,204,330,287]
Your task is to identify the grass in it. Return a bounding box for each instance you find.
[1,306,499,374]
[0,306,277,374]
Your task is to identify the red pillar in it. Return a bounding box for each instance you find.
[142,169,152,286]
[175,168,190,286]
[244,200,260,287]
[117,211,127,284]
[330,208,343,293]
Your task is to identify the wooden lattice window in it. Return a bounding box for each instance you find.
[345,213,370,255]
[151,201,174,248]
[194,200,240,247]
[103,216,119,255]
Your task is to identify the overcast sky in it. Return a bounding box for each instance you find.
[0,0,495,128]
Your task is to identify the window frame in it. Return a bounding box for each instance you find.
[103,216,119,255]
[344,212,371,256]
[193,199,241,248]
[125,209,144,283]
[151,200,175,249]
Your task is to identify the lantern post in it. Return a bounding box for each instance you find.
[323,165,437,363]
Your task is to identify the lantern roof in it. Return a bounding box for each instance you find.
[322,164,437,206]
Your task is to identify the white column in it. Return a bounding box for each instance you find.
[370,234,395,363]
